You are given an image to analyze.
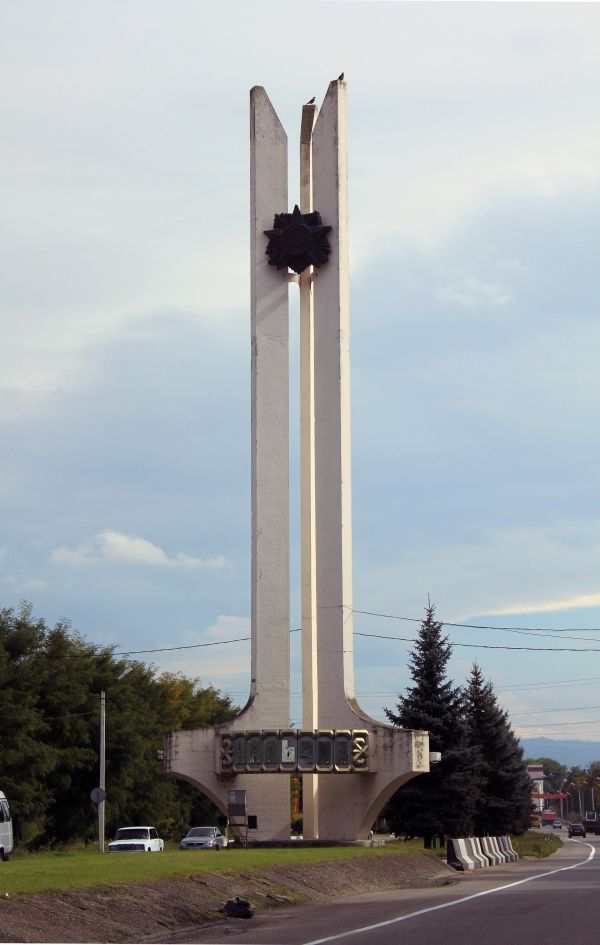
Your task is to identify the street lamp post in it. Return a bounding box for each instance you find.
[98,667,132,853]
[583,778,599,815]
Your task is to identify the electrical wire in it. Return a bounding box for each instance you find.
[515,718,600,728]
[354,630,600,653]
[502,704,600,717]
[114,636,251,655]
[351,607,600,634]
[115,626,600,656]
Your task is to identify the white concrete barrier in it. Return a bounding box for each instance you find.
[448,836,520,871]
[447,838,476,870]
[465,836,488,868]
[498,835,519,862]
[489,835,508,863]
[479,835,502,865]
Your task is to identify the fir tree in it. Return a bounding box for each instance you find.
[384,604,478,843]
[464,664,532,836]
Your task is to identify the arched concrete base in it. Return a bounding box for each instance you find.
[165,726,292,842]
[165,719,428,843]
[314,726,428,841]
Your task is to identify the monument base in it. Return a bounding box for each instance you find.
[165,722,428,842]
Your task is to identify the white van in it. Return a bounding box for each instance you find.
[0,792,13,861]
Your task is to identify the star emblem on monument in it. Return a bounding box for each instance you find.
[264,204,332,275]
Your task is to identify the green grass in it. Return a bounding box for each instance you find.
[510,831,562,858]
[0,840,426,896]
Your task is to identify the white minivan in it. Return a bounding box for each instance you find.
[0,792,13,861]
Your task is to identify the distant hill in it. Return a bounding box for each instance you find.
[520,737,600,768]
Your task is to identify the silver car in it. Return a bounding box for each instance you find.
[180,826,227,850]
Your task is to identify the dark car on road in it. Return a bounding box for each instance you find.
[568,823,586,838]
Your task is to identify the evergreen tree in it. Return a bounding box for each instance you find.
[384,604,478,843]
[464,664,532,835]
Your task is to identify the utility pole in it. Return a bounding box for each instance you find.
[98,690,106,853]
[97,667,131,853]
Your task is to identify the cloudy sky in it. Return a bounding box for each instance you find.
[2,1,600,758]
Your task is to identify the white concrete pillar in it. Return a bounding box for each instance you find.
[299,101,319,841]
[250,86,290,725]
[312,79,355,727]
[245,86,292,840]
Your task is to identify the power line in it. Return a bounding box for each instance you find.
[496,675,600,692]
[112,627,600,657]
[111,629,600,657]
[0,709,96,722]
[509,704,600,717]
[114,636,251,656]
[351,608,600,636]
[516,719,600,728]
[354,630,600,653]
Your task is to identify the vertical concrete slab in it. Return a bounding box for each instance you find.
[250,86,290,726]
[312,79,355,726]
[299,101,319,841]
[244,86,291,839]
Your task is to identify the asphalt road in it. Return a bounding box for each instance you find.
[161,836,598,945]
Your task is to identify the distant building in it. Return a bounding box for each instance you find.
[527,764,545,811]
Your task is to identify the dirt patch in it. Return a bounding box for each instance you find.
[0,852,455,944]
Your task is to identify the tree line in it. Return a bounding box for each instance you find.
[384,604,533,843]
[0,603,236,848]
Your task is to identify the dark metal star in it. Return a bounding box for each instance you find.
[264,205,332,275]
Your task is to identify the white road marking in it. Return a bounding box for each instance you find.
[301,841,596,945]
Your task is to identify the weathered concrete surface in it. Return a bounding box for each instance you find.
[311,78,429,841]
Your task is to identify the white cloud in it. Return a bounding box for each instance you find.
[355,520,600,628]
[435,276,513,309]
[0,574,46,593]
[204,614,251,640]
[50,530,227,572]
[18,578,48,592]
[489,592,600,617]
[497,258,528,275]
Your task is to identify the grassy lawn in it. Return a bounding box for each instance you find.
[510,831,562,858]
[0,840,425,896]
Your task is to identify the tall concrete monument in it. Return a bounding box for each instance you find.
[165,79,429,842]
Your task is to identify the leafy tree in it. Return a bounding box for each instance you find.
[0,602,238,847]
[384,604,478,843]
[561,763,600,820]
[0,604,56,842]
[465,664,532,835]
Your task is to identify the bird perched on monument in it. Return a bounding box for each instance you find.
[306,96,315,105]
[338,72,344,80]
